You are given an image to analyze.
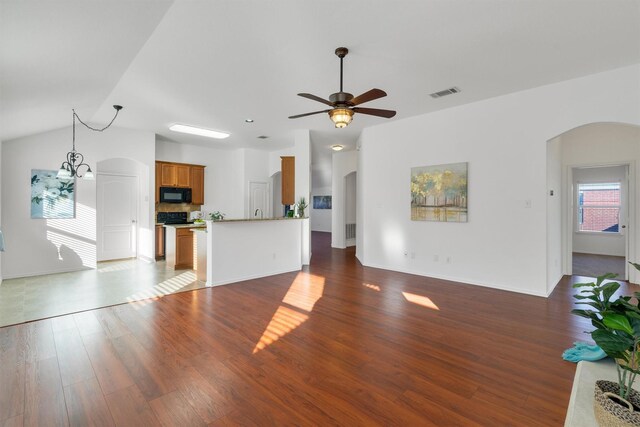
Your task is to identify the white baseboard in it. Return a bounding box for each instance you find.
[206,267,302,287]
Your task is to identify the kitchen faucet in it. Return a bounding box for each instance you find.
[254,208,263,219]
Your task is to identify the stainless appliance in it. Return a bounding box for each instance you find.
[159,187,192,203]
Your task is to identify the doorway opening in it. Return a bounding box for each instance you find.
[345,171,357,247]
[570,165,629,279]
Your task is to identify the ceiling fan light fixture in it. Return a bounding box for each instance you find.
[329,108,353,128]
[331,144,344,151]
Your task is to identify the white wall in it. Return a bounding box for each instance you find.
[0,140,3,284]
[2,126,155,279]
[331,150,358,248]
[359,64,640,297]
[310,186,331,232]
[546,138,562,294]
[155,139,244,218]
[572,165,627,256]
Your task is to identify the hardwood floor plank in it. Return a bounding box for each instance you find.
[23,357,68,427]
[149,390,206,427]
[22,320,57,363]
[0,347,24,422]
[110,333,177,400]
[53,327,96,387]
[104,384,159,427]
[64,377,115,427]
[175,367,232,423]
[82,331,135,395]
[1,414,23,427]
[73,311,104,337]
[51,314,77,332]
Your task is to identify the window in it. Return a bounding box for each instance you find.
[577,182,621,233]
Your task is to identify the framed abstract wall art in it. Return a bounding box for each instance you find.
[411,162,468,222]
[30,169,75,219]
[313,195,332,209]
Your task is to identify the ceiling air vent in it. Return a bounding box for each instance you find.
[257,135,269,139]
[429,87,461,99]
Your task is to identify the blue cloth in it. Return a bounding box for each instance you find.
[563,341,607,362]
[0,230,4,251]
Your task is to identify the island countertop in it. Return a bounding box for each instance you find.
[210,217,306,223]
[162,223,207,229]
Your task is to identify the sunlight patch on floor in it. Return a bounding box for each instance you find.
[402,291,440,310]
[363,283,381,291]
[126,271,197,306]
[253,271,324,354]
[253,305,309,354]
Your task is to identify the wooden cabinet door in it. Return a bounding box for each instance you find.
[155,225,165,258]
[191,166,205,205]
[155,162,162,203]
[176,165,191,187]
[281,156,295,205]
[160,163,177,186]
[175,228,193,269]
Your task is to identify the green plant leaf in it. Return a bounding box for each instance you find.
[629,262,640,272]
[602,282,621,303]
[604,314,634,334]
[573,282,596,289]
[570,309,595,318]
[596,273,619,286]
[592,329,634,357]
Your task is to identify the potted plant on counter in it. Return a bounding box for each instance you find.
[296,197,308,218]
[209,211,225,221]
[572,272,640,426]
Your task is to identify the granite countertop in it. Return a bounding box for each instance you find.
[211,217,306,223]
[162,223,207,229]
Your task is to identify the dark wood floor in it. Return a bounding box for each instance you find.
[2,231,635,426]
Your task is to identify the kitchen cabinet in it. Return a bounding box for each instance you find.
[175,228,194,269]
[281,156,295,205]
[155,161,206,205]
[155,225,165,259]
[190,166,205,205]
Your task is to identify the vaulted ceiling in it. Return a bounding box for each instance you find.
[2,1,639,187]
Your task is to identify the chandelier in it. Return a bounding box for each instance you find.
[58,105,123,179]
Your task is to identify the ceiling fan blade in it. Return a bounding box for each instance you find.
[353,107,396,118]
[297,93,334,107]
[350,88,387,106]
[288,109,331,119]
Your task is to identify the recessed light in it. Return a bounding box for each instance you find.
[245,118,254,123]
[169,124,230,139]
[257,135,269,139]
[331,144,344,151]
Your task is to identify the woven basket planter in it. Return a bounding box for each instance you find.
[594,380,640,427]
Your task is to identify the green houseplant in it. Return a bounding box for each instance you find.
[296,197,308,218]
[209,211,225,221]
[572,271,640,424]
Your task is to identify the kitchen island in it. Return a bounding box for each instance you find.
[164,223,206,269]
[204,217,310,286]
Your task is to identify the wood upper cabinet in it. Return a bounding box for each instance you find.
[160,163,177,186]
[175,228,194,269]
[281,156,295,205]
[155,161,205,205]
[190,166,205,205]
[176,164,190,188]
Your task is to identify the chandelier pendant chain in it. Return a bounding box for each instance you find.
[58,105,123,179]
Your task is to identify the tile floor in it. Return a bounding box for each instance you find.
[0,259,206,327]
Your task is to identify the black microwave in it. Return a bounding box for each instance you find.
[159,187,192,203]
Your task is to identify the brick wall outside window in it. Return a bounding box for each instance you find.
[579,188,620,232]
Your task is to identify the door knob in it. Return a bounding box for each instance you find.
[622,225,626,228]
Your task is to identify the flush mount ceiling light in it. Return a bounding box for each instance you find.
[289,47,396,128]
[331,144,344,151]
[245,118,254,123]
[58,105,123,180]
[169,124,230,139]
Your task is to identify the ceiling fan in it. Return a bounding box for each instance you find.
[289,47,396,128]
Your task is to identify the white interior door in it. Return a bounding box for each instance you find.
[97,174,138,261]
[249,181,270,219]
